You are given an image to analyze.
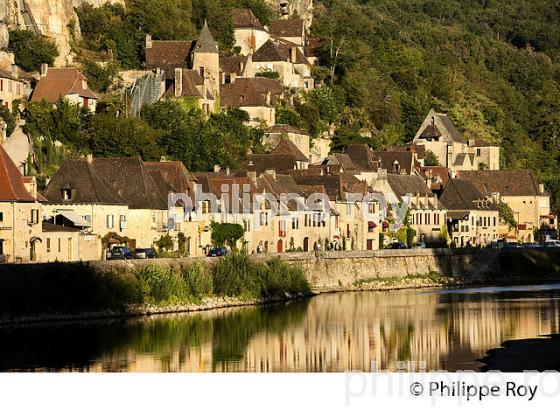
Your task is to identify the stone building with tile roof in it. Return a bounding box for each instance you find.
[440,177,499,247]
[231,8,270,55]
[456,170,552,242]
[413,109,500,171]
[31,66,97,111]
[264,124,310,159]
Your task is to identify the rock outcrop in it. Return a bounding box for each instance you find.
[265,0,314,30]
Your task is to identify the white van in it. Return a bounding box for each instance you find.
[544,240,560,248]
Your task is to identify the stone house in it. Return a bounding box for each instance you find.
[414,109,500,171]
[383,173,447,245]
[263,124,310,159]
[231,8,271,55]
[0,145,44,263]
[268,18,306,47]
[456,170,552,243]
[145,22,220,112]
[0,68,28,110]
[220,77,286,126]
[440,178,499,247]
[30,66,97,111]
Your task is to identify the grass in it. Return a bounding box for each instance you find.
[0,254,310,317]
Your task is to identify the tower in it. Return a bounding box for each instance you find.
[192,21,220,98]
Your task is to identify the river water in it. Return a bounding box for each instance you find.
[1,284,560,372]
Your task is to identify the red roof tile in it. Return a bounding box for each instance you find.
[31,67,97,103]
[0,146,36,202]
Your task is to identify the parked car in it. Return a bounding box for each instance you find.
[544,240,560,248]
[207,247,228,257]
[134,248,157,259]
[524,242,543,249]
[384,242,408,250]
[107,246,134,260]
[503,242,523,249]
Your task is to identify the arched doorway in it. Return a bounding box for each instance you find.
[264,241,269,253]
[303,237,309,252]
[277,240,283,253]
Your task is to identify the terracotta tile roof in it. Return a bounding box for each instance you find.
[470,139,498,147]
[456,170,546,197]
[164,69,204,98]
[421,166,450,186]
[440,178,498,211]
[292,174,365,201]
[270,139,308,162]
[92,157,168,210]
[220,77,285,108]
[387,174,434,198]
[374,151,415,174]
[0,146,36,202]
[266,124,308,135]
[43,158,125,205]
[31,67,97,103]
[242,154,299,174]
[345,144,381,171]
[145,40,194,78]
[231,8,264,30]
[420,124,442,139]
[322,154,361,174]
[145,161,197,194]
[454,152,475,166]
[0,68,20,81]
[252,38,308,64]
[268,18,304,38]
[220,55,248,75]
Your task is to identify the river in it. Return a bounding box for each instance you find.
[1,284,560,372]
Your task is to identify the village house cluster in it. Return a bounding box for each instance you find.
[0,9,557,263]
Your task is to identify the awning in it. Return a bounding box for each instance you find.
[368,221,377,229]
[57,210,91,227]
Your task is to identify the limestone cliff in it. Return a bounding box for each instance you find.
[2,0,124,68]
[265,0,314,30]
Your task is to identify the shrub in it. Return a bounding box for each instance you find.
[8,30,59,72]
[135,265,187,304]
[212,252,259,298]
[182,263,213,300]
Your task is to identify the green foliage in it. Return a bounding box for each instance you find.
[155,234,175,253]
[424,150,440,166]
[141,100,262,171]
[497,200,518,232]
[136,265,187,304]
[7,30,59,72]
[211,222,245,248]
[438,225,450,248]
[212,253,310,298]
[0,106,16,137]
[255,70,280,79]
[90,113,162,160]
[82,60,119,93]
[182,263,213,300]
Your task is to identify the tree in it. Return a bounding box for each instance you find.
[424,150,440,166]
[90,114,162,160]
[8,30,59,72]
[155,233,174,252]
[0,106,16,137]
[497,200,518,233]
[211,222,244,248]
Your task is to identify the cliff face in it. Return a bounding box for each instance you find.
[2,0,124,68]
[265,0,314,30]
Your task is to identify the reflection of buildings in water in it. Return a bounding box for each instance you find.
[83,290,560,372]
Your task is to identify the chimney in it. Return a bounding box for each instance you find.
[266,91,271,105]
[146,34,153,49]
[40,63,48,77]
[226,167,230,175]
[174,68,183,98]
[264,169,277,180]
[468,139,475,147]
[231,72,237,83]
[213,164,221,173]
[247,171,257,183]
[86,154,94,163]
[539,183,545,194]
[290,47,297,63]
[377,168,388,181]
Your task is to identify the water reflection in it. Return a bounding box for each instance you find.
[1,285,560,372]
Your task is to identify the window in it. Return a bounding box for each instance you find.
[119,215,127,231]
[476,149,481,157]
[46,238,51,253]
[199,67,205,78]
[0,211,3,223]
[493,217,497,226]
[107,215,115,229]
[61,189,72,201]
[225,74,231,84]
[30,209,40,224]
[58,238,61,252]
[292,217,299,230]
[279,221,287,237]
[83,215,92,224]
[426,213,431,225]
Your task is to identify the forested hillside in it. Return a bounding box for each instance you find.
[15,0,560,208]
[309,0,560,206]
